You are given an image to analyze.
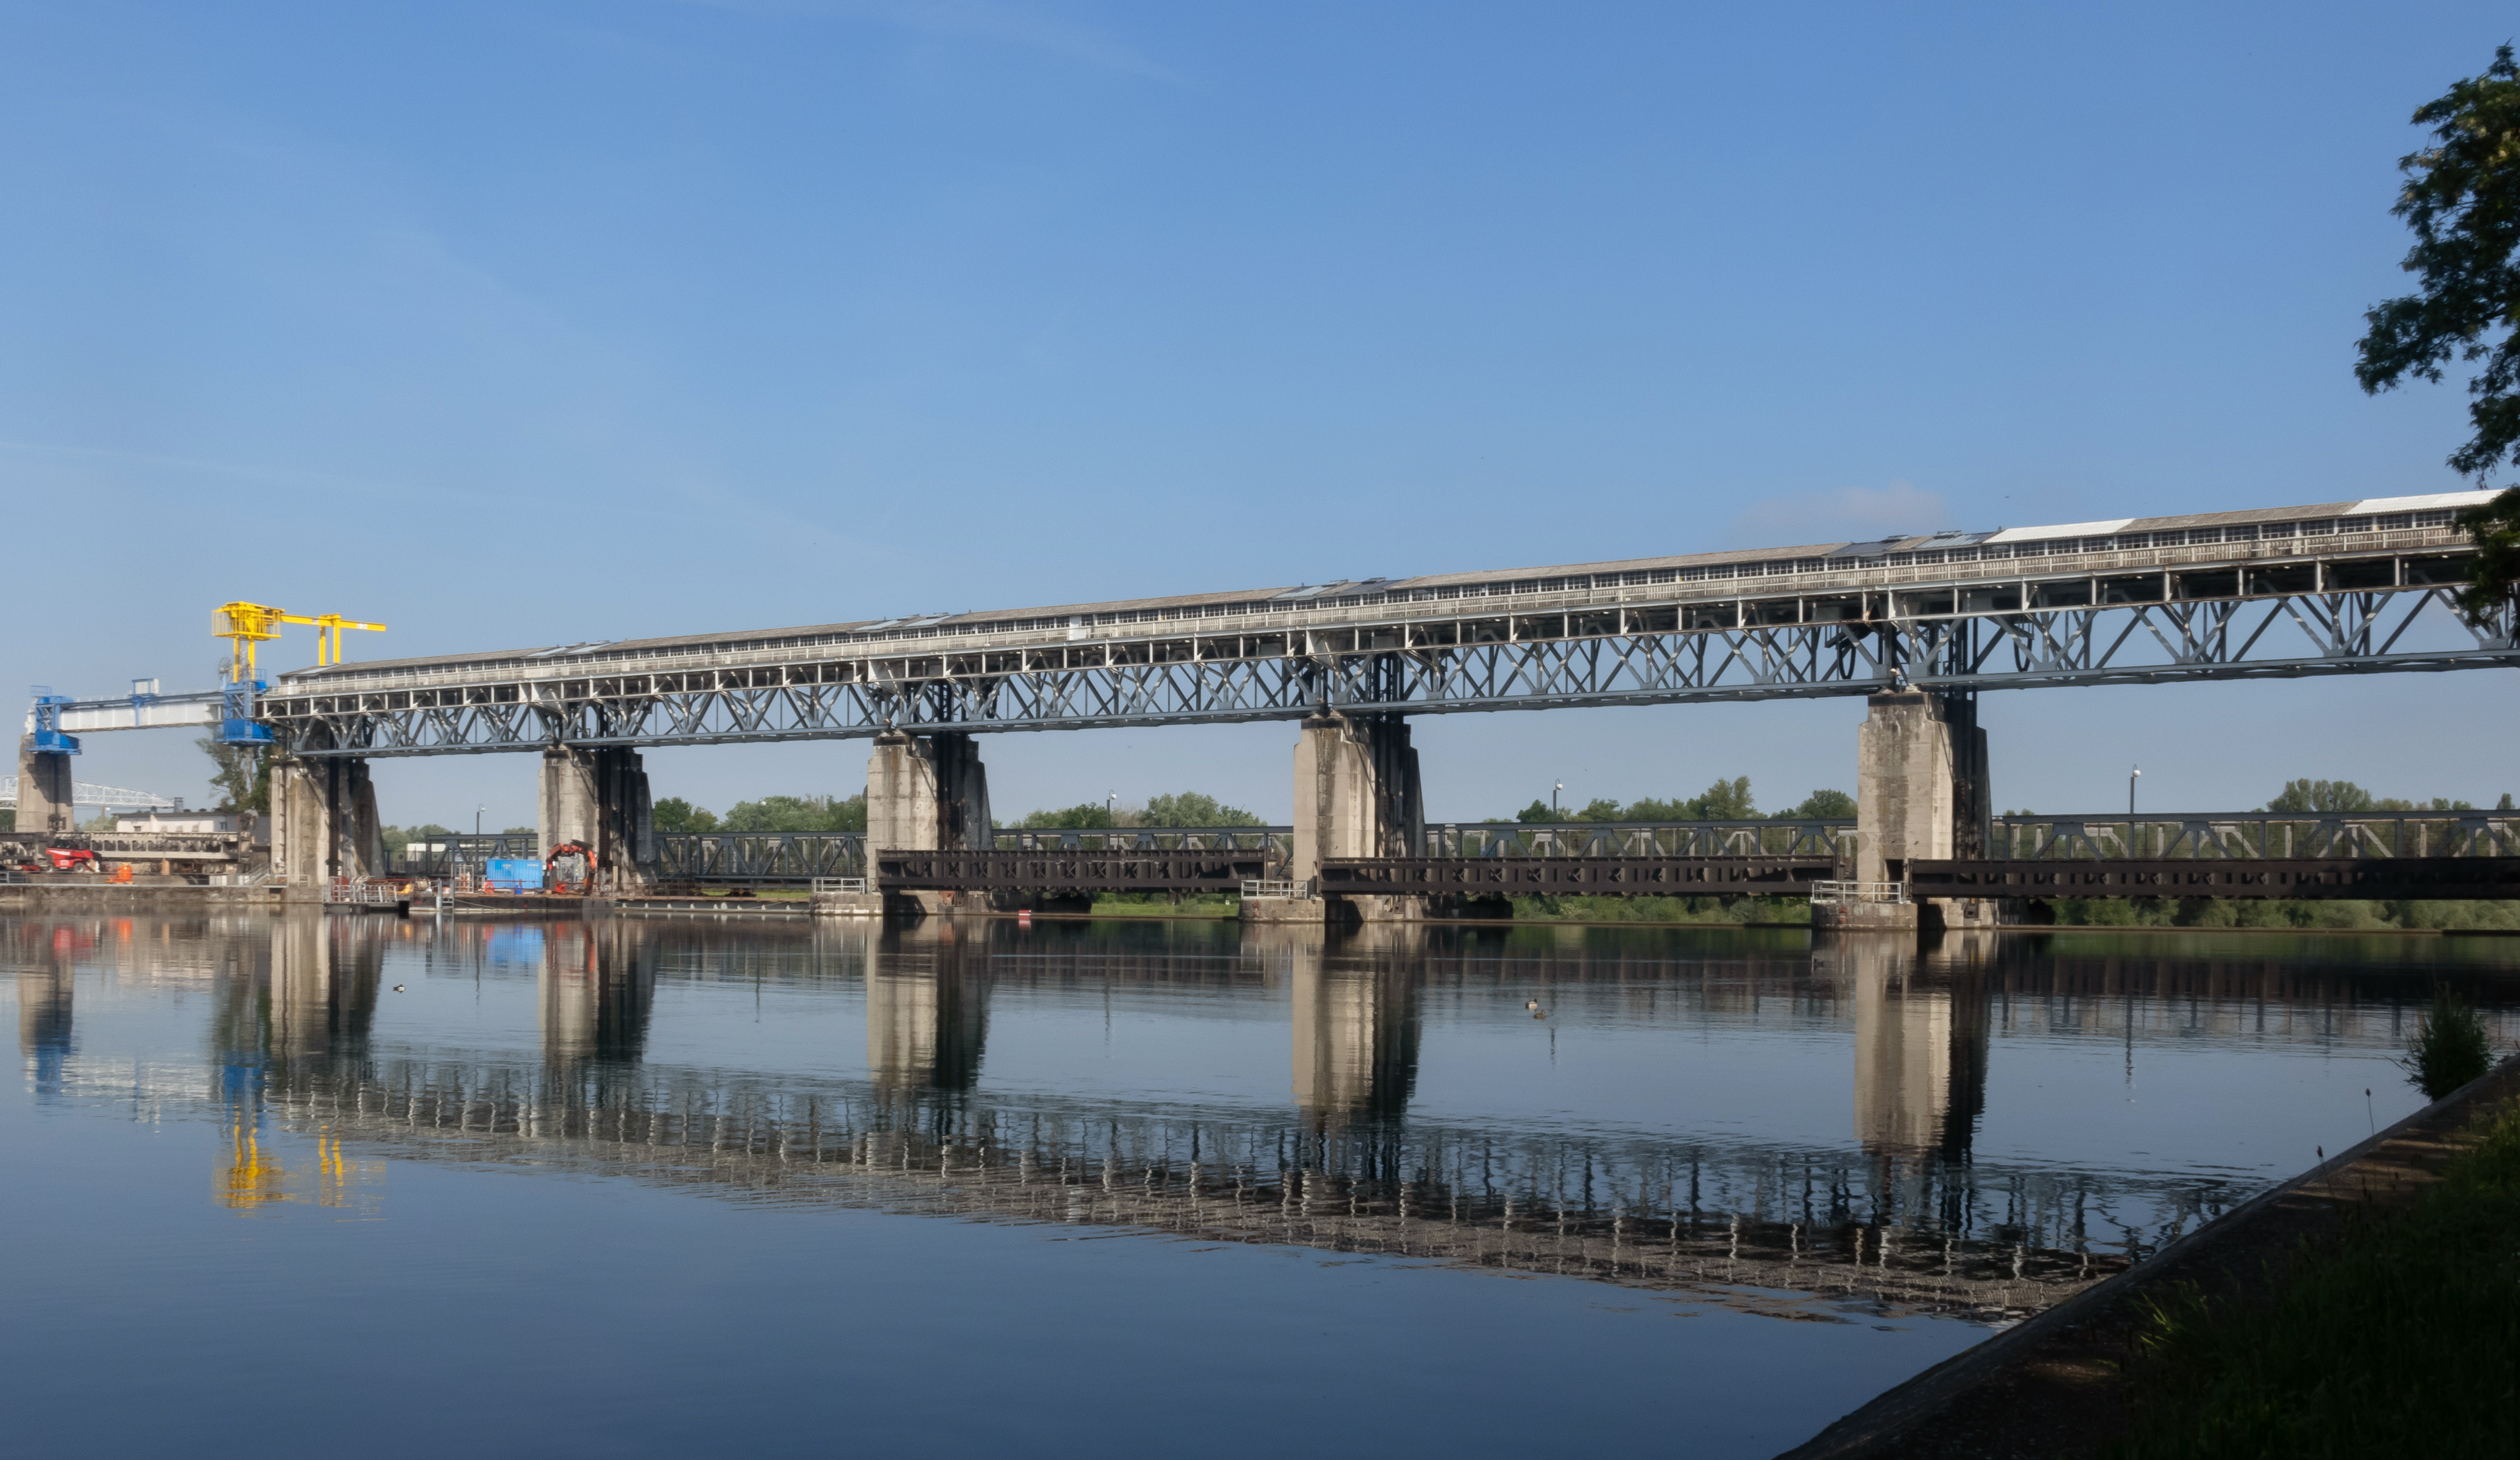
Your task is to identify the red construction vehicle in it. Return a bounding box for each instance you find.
[12,847,102,874]
[544,841,593,895]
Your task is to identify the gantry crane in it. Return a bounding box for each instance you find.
[209,603,386,745]
[212,603,388,681]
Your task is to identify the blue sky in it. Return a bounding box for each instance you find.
[6,1,2515,826]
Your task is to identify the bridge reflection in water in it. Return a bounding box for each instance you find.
[79,916,2259,1326]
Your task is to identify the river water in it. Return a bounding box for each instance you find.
[7,912,2515,1457]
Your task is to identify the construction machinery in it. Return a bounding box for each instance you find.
[210,603,386,744]
[213,603,386,678]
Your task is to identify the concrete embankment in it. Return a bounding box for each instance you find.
[1777,1052,2520,1459]
[0,881,284,912]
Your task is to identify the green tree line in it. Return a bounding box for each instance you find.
[1498,778,1855,824]
[647,789,1265,834]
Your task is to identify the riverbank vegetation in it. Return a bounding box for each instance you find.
[2115,1098,2520,1460]
[2403,992,2494,1099]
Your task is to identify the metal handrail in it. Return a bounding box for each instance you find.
[1241,879,1304,899]
[1810,880,1908,905]
[322,877,399,906]
[811,877,870,894]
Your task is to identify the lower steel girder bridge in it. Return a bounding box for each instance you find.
[394,814,2520,907]
[22,490,2520,920]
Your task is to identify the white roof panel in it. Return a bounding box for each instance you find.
[2349,490,2498,514]
[1985,519,2135,544]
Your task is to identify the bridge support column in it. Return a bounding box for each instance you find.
[867,731,992,914]
[1284,711,1424,923]
[1836,690,1995,932]
[13,737,73,837]
[270,755,382,895]
[539,747,656,893]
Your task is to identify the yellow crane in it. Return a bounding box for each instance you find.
[213,602,387,680]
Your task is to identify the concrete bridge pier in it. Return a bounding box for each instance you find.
[1828,690,1996,932]
[867,730,992,914]
[538,747,658,892]
[1274,711,1424,924]
[271,754,383,895]
[13,737,73,837]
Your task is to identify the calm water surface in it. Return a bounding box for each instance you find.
[8,914,2517,1458]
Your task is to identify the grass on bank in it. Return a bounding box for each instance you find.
[2114,1098,2520,1460]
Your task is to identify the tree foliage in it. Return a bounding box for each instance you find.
[1138,792,1263,827]
[2266,779,2377,813]
[723,794,866,833]
[1494,779,1852,823]
[651,797,718,832]
[2354,46,2520,612]
[196,737,269,812]
[1016,803,1121,830]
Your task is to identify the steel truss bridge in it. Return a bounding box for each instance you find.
[238,507,2516,757]
[0,775,180,809]
[374,814,2520,899]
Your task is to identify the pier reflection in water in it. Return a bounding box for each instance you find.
[10,911,2515,1458]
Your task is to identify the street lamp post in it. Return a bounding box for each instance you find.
[476,804,485,836]
[1552,781,1563,816]
[2129,766,2141,817]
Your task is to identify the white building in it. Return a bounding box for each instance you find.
[113,807,244,834]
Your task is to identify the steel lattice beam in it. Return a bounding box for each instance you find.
[258,532,2520,757]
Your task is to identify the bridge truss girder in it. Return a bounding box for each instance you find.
[262,582,2518,757]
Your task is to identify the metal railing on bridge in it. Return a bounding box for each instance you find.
[657,832,867,883]
[988,826,1292,858]
[1987,813,2520,860]
[650,827,1289,884]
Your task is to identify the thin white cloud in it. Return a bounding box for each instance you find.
[676,0,1176,80]
[1730,480,1954,548]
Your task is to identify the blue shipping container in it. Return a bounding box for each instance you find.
[485,858,544,893]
